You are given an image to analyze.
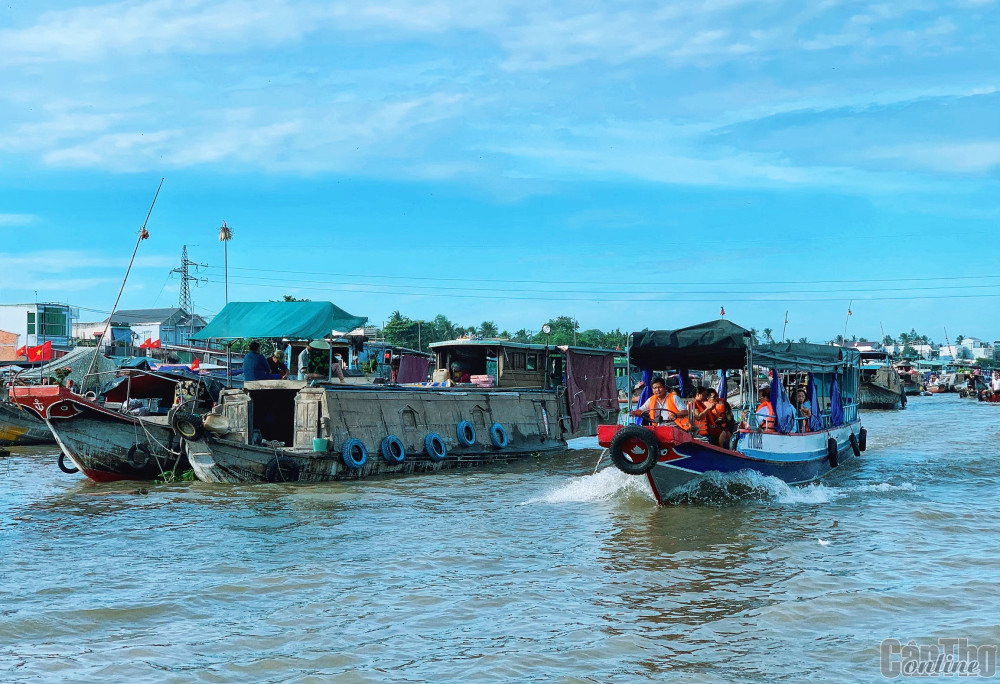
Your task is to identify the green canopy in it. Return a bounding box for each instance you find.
[754,342,859,373]
[630,320,752,370]
[191,301,368,341]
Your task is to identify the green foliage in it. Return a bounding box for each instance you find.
[229,338,276,356]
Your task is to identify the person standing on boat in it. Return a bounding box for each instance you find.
[242,341,271,381]
[992,370,1000,392]
[755,387,775,430]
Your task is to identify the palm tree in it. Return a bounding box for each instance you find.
[763,328,774,343]
[479,321,499,338]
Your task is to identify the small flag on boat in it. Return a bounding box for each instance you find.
[191,358,200,370]
[847,307,852,316]
[150,339,161,349]
[139,339,150,349]
[15,345,26,356]
[720,306,726,317]
[27,341,52,362]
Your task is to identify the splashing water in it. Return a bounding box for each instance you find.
[524,466,657,504]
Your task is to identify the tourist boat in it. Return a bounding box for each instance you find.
[857,350,906,409]
[180,302,620,483]
[10,366,225,481]
[598,320,865,504]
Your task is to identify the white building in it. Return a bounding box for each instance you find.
[0,302,78,351]
[74,307,207,356]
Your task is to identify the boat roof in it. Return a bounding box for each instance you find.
[429,339,618,356]
[630,319,859,372]
[191,301,368,341]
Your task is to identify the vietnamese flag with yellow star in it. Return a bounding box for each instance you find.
[27,341,53,362]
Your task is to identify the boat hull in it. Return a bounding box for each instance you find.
[11,386,186,482]
[0,401,54,446]
[645,423,861,503]
[859,366,906,409]
[188,385,569,484]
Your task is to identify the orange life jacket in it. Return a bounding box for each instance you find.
[646,396,666,422]
[668,393,691,431]
[756,400,775,430]
[707,402,726,430]
[693,400,709,436]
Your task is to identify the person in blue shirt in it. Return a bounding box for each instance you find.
[242,341,272,381]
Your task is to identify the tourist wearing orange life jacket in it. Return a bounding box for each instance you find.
[629,376,671,424]
[755,387,775,430]
[666,383,691,431]
[691,386,710,437]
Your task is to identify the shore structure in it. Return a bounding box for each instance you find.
[600,320,864,504]
[180,301,620,484]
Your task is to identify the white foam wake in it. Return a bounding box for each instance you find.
[524,467,657,504]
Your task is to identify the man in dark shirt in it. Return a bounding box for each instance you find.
[268,349,289,379]
[242,341,272,381]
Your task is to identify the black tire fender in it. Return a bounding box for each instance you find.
[858,427,867,452]
[58,452,79,474]
[849,432,861,457]
[171,411,204,441]
[827,437,839,468]
[127,443,152,469]
[609,426,660,476]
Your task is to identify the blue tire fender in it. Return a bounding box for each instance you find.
[489,422,509,449]
[341,438,368,470]
[380,435,406,464]
[456,420,476,447]
[425,433,447,462]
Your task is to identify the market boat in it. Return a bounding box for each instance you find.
[893,360,923,396]
[180,301,620,483]
[0,398,53,446]
[10,367,225,481]
[598,320,865,504]
[857,350,906,410]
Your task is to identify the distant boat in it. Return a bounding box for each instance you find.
[599,320,866,504]
[0,399,54,446]
[858,350,906,410]
[892,360,923,396]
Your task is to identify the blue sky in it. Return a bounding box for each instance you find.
[1,0,998,343]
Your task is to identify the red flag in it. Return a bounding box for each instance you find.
[15,345,26,356]
[28,341,52,362]
[150,339,161,349]
[720,306,726,316]
[139,339,150,349]
[191,358,200,370]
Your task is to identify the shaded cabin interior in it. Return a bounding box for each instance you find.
[430,340,562,388]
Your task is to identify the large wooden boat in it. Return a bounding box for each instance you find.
[858,350,906,410]
[0,398,54,446]
[893,360,923,395]
[599,320,865,504]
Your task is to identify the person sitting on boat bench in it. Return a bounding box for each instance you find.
[630,376,670,424]
[706,388,732,447]
[755,388,775,431]
[691,386,711,440]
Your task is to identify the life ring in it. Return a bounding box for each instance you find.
[489,422,509,449]
[83,391,97,401]
[171,411,204,441]
[858,427,867,452]
[58,452,79,474]
[849,432,861,457]
[456,420,477,447]
[380,435,405,464]
[265,456,300,482]
[827,437,839,468]
[341,438,368,470]
[127,443,152,469]
[425,432,447,462]
[609,426,660,476]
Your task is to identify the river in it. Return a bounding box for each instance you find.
[1,393,998,682]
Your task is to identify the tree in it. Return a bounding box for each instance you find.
[798,337,808,343]
[882,335,895,347]
[479,321,499,338]
[763,328,774,344]
[955,334,965,345]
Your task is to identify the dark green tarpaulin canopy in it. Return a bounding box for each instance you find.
[191,301,368,341]
[754,342,859,373]
[630,320,752,370]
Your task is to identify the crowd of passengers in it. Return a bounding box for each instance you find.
[629,375,821,448]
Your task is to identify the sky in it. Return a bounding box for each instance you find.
[1,0,998,344]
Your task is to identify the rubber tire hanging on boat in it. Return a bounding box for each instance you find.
[265,456,300,483]
[171,411,204,441]
[849,432,861,457]
[57,452,79,474]
[827,437,839,468]
[858,427,867,452]
[489,422,509,449]
[456,420,477,447]
[608,426,660,476]
[380,435,406,464]
[425,433,447,462]
[341,439,369,470]
[127,443,152,470]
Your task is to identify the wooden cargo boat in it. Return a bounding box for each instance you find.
[858,350,906,410]
[599,320,865,504]
[0,399,54,446]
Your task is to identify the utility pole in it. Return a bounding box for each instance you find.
[171,245,206,312]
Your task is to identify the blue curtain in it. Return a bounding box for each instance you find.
[717,369,728,399]
[769,369,795,433]
[806,373,823,431]
[830,376,844,426]
[679,368,690,396]
[636,368,653,424]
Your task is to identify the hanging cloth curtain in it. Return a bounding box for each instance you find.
[806,373,823,431]
[717,369,728,400]
[829,376,845,426]
[635,369,653,425]
[769,369,795,434]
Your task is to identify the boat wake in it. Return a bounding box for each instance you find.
[529,467,916,507]
[525,467,657,504]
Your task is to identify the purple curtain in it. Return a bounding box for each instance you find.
[565,351,619,432]
[769,369,795,434]
[636,369,653,425]
[717,370,728,400]
[806,373,823,431]
[397,355,430,384]
[830,377,844,426]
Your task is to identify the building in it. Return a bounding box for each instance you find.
[0,303,78,358]
[74,307,208,356]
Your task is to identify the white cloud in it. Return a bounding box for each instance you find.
[0,214,38,227]
[867,141,1000,173]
